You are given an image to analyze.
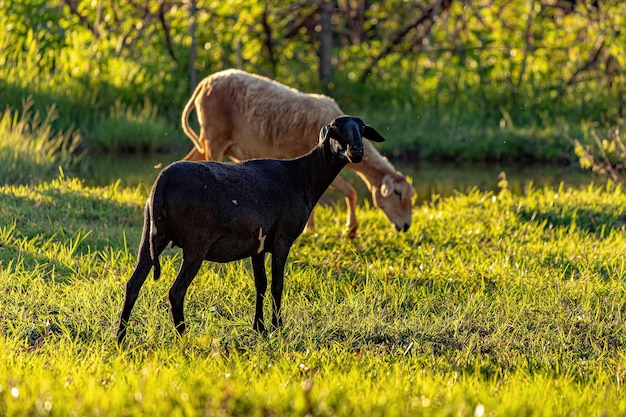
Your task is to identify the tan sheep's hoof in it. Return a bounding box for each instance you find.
[346,224,358,240]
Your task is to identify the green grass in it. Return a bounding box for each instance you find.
[0,98,82,185]
[88,99,182,153]
[2,171,626,415]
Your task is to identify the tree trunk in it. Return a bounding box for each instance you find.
[188,0,198,91]
[319,0,333,92]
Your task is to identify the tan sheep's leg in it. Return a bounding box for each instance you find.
[202,138,212,160]
[207,143,226,163]
[330,176,358,239]
[182,147,205,161]
[182,142,227,162]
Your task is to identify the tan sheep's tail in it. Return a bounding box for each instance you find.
[181,85,204,153]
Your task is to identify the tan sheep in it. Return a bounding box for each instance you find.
[181,69,414,238]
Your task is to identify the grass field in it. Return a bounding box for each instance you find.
[2,171,626,416]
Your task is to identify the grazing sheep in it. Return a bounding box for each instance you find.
[117,116,385,343]
[180,68,414,238]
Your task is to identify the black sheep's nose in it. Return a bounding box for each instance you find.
[347,145,363,163]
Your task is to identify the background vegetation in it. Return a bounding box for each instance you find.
[2,2,626,415]
[1,0,625,163]
[0,98,81,185]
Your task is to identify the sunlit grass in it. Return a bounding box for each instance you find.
[1,173,626,415]
[0,98,82,185]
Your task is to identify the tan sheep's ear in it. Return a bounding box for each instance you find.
[380,175,395,197]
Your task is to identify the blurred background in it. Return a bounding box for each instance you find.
[2,0,624,196]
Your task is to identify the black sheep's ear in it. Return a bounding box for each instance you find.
[318,125,329,145]
[362,125,385,142]
[319,124,336,144]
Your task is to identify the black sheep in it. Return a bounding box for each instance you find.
[117,116,385,343]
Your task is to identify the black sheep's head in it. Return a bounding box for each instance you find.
[319,116,385,163]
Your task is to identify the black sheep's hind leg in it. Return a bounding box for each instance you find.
[118,204,165,343]
[117,255,152,343]
[169,253,204,336]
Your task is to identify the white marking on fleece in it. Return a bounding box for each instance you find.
[257,228,266,254]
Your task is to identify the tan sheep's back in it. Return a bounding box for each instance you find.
[208,69,343,158]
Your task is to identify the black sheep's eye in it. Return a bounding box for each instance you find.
[394,190,402,199]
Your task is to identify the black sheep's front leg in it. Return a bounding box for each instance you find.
[168,253,204,336]
[251,253,268,333]
[270,248,289,329]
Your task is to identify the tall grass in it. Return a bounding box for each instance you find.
[0,98,82,185]
[1,169,626,415]
[89,99,180,153]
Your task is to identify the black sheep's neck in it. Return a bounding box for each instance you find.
[287,144,347,208]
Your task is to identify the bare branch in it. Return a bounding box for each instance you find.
[157,0,177,61]
[261,9,277,77]
[188,0,198,91]
[515,0,536,96]
[566,38,605,86]
[359,0,453,82]
[283,0,323,39]
[63,0,100,39]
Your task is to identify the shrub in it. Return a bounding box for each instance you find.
[573,121,626,184]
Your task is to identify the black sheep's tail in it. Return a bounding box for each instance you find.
[149,184,163,281]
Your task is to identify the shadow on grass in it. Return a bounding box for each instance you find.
[1,182,145,284]
[517,207,626,236]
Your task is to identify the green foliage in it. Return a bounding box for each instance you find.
[0,98,81,185]
[1,1,625,159]
[573,121,626,184]
[0,0,190,153]
[2,175,626,415]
